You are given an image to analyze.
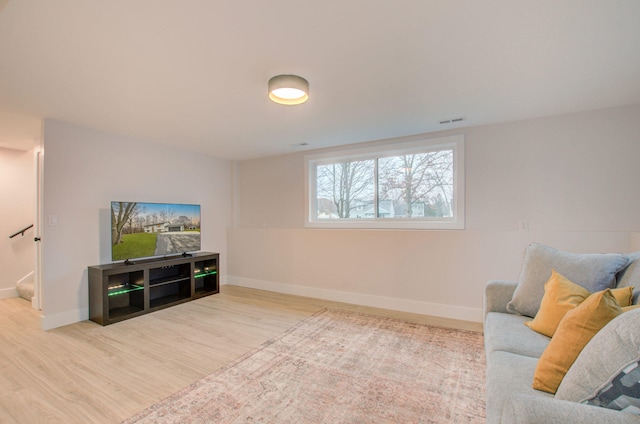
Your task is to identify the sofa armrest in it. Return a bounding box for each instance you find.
[483,280,517,318]
[502,394,640,424]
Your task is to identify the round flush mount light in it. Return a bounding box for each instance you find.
[268,74,309,105]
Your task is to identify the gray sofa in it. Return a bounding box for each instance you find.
[483,243,640,423]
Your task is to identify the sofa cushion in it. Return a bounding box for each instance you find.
[556,308,640,412]
[485,350,553,424]
[617,251,640,288]
[524,270,591,337]
[502,393,640,424]
[617,251,640,304]
[533,289,622,394]
[507,243,628,318]
[484,312,550,358]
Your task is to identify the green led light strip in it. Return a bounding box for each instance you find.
[194,271,218,279]
[108,285,144,296]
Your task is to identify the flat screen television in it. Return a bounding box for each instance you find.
[111,201,201,262]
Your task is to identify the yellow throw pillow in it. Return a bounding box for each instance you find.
[532,289,622,394]
[611,286,634,307]
[524,270,591,337]
[622,304,640,312]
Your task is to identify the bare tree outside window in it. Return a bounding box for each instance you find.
[307,135,464,229]
[378,150,453,218]
[316,160,374,219]
[314,150,453,220]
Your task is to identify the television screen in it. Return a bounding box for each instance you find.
[111,201,201,261]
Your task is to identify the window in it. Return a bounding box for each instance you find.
[306,134,464,229]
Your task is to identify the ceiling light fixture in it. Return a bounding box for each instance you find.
[268,74,309,105]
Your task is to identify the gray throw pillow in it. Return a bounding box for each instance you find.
[556,308,640,414]
[506,243,628,317]
[617,251,640,304]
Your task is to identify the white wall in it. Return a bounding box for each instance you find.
[228,104,640,322]
[0,147,35,299]
[41,120,232,329]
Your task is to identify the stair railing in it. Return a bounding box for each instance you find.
[9,224,33,239]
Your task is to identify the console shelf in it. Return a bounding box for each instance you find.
[89,252,219,325]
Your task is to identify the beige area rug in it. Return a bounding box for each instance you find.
[123,309,486,424]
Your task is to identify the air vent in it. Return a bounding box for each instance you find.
[439,116,466,125]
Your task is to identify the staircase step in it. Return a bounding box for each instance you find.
[17,282,34,301]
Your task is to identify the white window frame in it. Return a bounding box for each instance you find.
[305,134,465,230]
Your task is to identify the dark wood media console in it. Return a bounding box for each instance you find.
[88,252,219,325]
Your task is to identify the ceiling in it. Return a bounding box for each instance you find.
[1,1,639,160]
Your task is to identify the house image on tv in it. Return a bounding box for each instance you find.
[143,222,186,233]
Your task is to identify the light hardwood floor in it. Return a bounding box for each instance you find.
[0,285,482,423]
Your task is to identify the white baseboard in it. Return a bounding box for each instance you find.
[0,287,18,300]
[226,276,483,323]
[41,307,88,331]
